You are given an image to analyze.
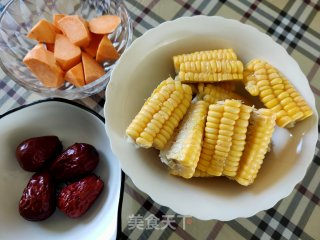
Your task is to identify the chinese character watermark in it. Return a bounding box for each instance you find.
[128,214,192,230]
[145,214,160,230]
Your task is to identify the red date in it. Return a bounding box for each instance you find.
[50,143,99,181]
[19,172,56,221]
[16,136,62,172]
[57,174,104,218]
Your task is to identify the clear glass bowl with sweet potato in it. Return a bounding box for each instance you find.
[0,0,132,99]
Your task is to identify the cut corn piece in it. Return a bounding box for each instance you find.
[126,78,192,150]
[160,101,209,179]
[196,83,249,105]
[153,95,192,150]
[235,108,276,186]
[243,59,313,128]
[195,100,252,177]
[223,103,252,177]
[173,49,237,73]
[177,59,244,83]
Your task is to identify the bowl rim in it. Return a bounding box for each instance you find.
[0,0,133,99]
[0,97,105,119]
[104,15,319,220]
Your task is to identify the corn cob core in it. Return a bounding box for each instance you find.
[243,59,313,128]
[183,83,198,95]
[126,78,192,150]
[173,49,237,73]
[213,81,237,91]
[235,108,276,186]
[183,81,237,96]
[178,59,244,83]
[196,83,249,105]
[195,100,252,177]
[159,101,209,179]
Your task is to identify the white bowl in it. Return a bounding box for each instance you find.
[0,99,121,239]
[104,16,318,221]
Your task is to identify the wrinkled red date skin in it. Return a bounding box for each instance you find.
[50,143,99,181]
[57,174,104,218]
[19,172,56,221]
[16,136,62,172]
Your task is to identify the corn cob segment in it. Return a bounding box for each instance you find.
[173,49,237,73]
[159,101,209,179]
[235,108,276,186]
[195,100,252,177]
[196,83,249,105]
[243,59,313,128]
[223,104,252,177]
[126,78,192,150]
[177,59,244,83]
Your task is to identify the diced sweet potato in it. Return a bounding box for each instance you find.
[65,62,85,87]
[82,52,105,84]
[52,14,65,33]
[58,15,91,47]
[53,14,65,28]
[26,19,58,44]
[83,33,104,57]
[54,34,81,71]
[89,15,121,34]
[23,44,64,88]
[96,35,120,63]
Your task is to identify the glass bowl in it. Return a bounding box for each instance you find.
[0,0,132,99]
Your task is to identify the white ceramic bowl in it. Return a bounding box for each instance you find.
[0,99,121,239]
[104,16,318,221]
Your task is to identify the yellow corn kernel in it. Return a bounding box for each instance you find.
[222,104,253,177]
[235,108,276,186]
[126,78,192,149]
[178,60,244,83]
[160,101,209,179]
[196,100,249,177]
[282,75,313,121]
[196,83,249,105]
[173,49,237,73]
[243,59,313,127]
